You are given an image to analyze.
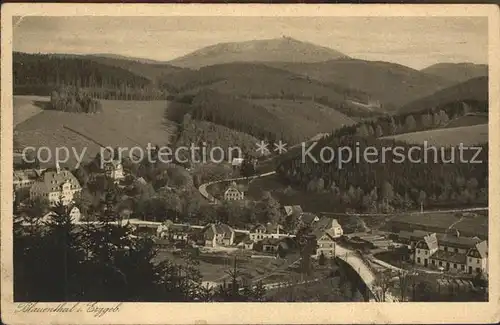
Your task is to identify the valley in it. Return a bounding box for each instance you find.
[12,30,490,305]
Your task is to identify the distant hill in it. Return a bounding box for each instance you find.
[265,59,452,110]
[398,76,488,115]
[90,53,171,65]
[167,36,348,69]
[421,63,488,83]
[85,54,185,83]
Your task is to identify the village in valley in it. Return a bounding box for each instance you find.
[13,149,489,302]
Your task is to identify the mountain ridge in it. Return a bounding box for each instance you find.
[167,36,349,69]
[421,62,488,83]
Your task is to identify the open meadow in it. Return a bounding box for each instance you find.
[13,95,47,126]
[14,96,177,168]
[380,124,488,147]
[153,249,299,284]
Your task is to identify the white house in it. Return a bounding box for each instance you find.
[412,230,488,275]
[312,217,343,258]
[203,223,235,247]
[249,223,289,242]
[223,182,245,201]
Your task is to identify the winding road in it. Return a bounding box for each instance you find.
[198,171,276,204]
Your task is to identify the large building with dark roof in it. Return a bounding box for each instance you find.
[29,165,81,206]
[203,223,235,247]
[397,230,488,275]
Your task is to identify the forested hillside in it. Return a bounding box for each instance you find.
[13,52,169,100]
[276,135,488,213]
[84,55,185,83]
[174,116,260,161]
[421,63,488,83]
[399,76,488,115]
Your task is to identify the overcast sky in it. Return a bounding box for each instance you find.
[13,16,488,69]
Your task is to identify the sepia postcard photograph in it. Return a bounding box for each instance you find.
[1,3,499,324]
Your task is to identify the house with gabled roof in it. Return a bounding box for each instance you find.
[249,222,290,242]
[282,205,303,218]
[203,223,235,247]
[409,229,488,275]
[295,212,320,230]
[13,168,44,190]
[312,217,343,258]
[223,181,245,201]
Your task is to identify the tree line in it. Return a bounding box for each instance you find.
[335,100,487,139]
[13,52,169,100]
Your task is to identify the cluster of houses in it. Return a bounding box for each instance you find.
[14,156,346,258]
[13,158,126,222]
[395,229,488,276]
[154,204,344,258]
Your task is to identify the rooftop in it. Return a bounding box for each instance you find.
[30,168,81,193]
[431,250,467,265]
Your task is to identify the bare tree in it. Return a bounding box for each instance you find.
[374,269,393,302]
[397,270,411,302]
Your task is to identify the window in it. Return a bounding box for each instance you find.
[417,257,421,263]
[417,249,420,254]
[476,268,481,273]
[453,263,457,269]
[461,265,465,271]
[432,260,435,265]
[455,248,459,253]
[469,258,472,263]
[439,261,443,266]
[425,251,428,255]
[444,247,447,252]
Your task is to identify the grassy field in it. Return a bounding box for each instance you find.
[14,96,177,168]
[381,124,488,146]
[13,95,47,126]
[389,211,488,238]
[154,249,293,283]
[445,114,488,129]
